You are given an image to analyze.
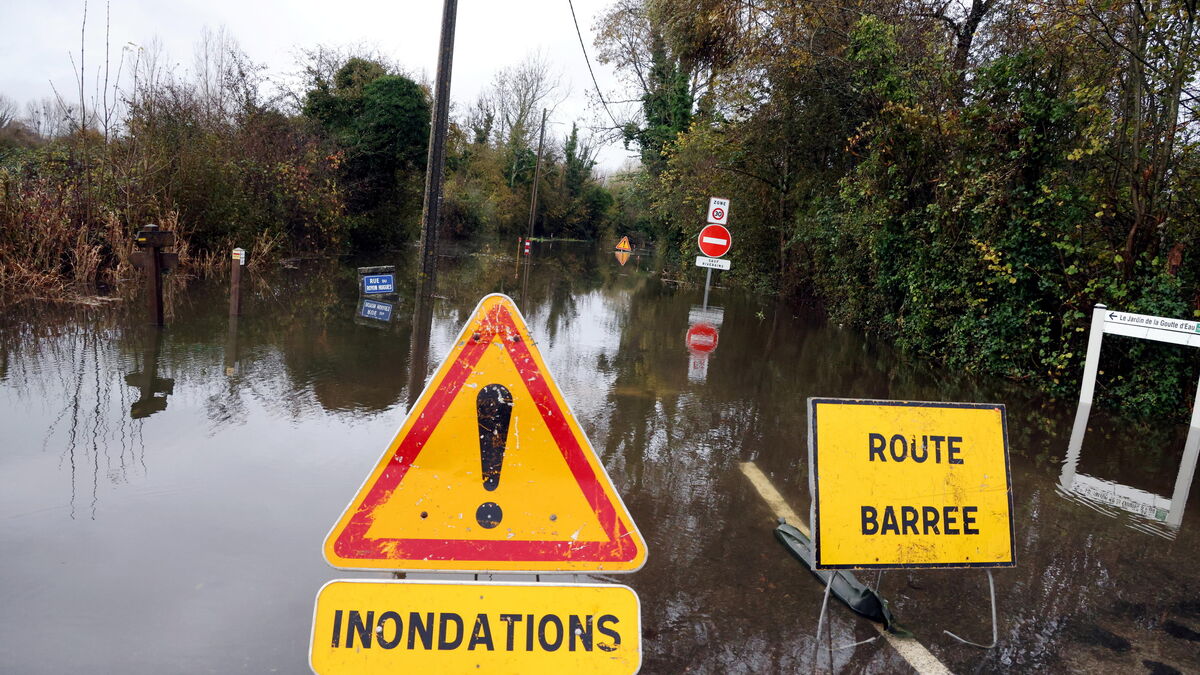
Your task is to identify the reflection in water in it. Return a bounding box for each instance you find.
[520,245,533,309]
[407,293,435,412]
[355,297,395,326]
[0,313,148,521]
[1060,417,1199,537]
[686,305,723,383]
[125,328,174,419]
[1,241,1198,673]
[224,314,240,376]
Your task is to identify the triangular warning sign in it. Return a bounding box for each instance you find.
[324,294,647,573]
[615,236,632,252]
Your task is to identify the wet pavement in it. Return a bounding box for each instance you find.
[1,240,1198,673]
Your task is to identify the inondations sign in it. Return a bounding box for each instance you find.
[324,294,646,573]
[310,580,641,675]
[809,398,1014,569]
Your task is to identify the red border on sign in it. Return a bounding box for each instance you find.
[332,303,639,563]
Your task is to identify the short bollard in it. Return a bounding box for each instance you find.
[229,247,246,317]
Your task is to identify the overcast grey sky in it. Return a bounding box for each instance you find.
[0,0,639,171]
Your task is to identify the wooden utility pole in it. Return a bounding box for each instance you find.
[526,108,548,241]
[416,0,459,298]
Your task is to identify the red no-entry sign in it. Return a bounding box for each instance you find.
[686,323,720,354]
[697,224,732,258]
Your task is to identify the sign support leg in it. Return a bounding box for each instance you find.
[703,268,712,310]
[1168,372,1200,527]
[944,570,998,649]
[1062,304,1108,489]
[813,571,835,674]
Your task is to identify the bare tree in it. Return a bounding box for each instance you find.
[195,26,250,123]
[0,94,17,129]
[489,52,566,149]
[23,97,71,138]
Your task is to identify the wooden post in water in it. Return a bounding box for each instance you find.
[229,248,246,317]
[132,224,177,326]
[145,236,163,326]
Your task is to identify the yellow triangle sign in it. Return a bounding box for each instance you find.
[615,236,632,252]
[324,294,647,573]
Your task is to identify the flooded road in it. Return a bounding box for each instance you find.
[1,240,1198,673]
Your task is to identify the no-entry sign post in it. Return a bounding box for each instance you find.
[696,199,732,308]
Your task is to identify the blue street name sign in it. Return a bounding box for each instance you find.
[360,299,393,322]
[363,274,395,294]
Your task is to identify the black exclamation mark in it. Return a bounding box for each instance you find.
[476,384,512,529]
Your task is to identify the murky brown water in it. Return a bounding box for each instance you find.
[1,240,1198,673]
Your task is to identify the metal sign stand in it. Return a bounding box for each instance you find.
[872,569,998,647]
[806,566,883,667]
[811,567,997,672]
[944,570,998,648]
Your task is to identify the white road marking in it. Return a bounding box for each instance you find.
[739,462,954,675]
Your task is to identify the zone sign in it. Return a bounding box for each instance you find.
[707,197,729,225]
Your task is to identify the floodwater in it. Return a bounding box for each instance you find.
[1,240,1198,674]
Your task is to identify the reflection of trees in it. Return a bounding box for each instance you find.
[0,306,147,519]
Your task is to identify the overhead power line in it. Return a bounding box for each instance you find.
[566,0,621,129]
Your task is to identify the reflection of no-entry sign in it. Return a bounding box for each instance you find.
[686,323,719,354]
[697,224,731,258]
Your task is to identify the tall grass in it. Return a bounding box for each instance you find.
[0,32,344,305]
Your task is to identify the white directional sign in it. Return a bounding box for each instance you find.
[706,197,730,225]
[695,256,731,271]
[1103,310,1200,347]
